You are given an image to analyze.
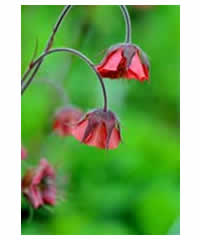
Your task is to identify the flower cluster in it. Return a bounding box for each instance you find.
[22,159,56,209]
[21,5,150,211]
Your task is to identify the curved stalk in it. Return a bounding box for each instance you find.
[21,48,108,112]
[21,5,132,86]
[120,5,132,43]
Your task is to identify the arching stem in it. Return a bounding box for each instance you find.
[120,5,132,43]
[21,48,108,112]
[21,5,132,86]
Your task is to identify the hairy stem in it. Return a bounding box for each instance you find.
[21,5,72,86]
[21,48,108,112]
[120,5,132,43]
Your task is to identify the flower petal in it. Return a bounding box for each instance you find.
[72,120,90,142]
[42,185,56,205]
[26,186,44,209]
[86,123,107,149]
[97,48,123,72]
[126,51,148,81]
[108,128,121,149]
[32,159,55,185]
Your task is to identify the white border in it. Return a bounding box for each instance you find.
[3,0,200,239]
[22,236,181,239]
[20,3,182,240]
[20,0,182,5]
[0,1,21,240]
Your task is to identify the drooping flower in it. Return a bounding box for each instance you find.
[71,109,121,149]
[22,158,56,209]
[96,43,149,81]
[53,107,83,136]
[21,146,27,160]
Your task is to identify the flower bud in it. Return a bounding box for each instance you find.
[53,107,83,136]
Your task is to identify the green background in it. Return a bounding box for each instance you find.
[21,5,180,235]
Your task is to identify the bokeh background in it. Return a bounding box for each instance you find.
[21,5,180,235]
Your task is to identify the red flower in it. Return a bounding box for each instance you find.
[71,109,121,149]
[96,43,149,81]
[22,159,56,209]
[21,146,27,160]
[53,107,83,136]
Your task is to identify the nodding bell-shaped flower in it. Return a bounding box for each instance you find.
[53,107,83,136]
[96,43,149,81]
[21,146,27,160]
[71,109,121,150]
[22,158,56,209]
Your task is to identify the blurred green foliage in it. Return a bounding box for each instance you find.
[21,5,180,235]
